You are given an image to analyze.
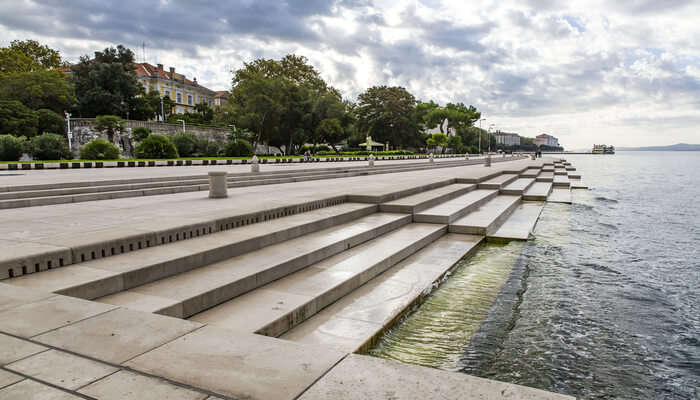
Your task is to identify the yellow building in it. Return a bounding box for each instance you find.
[134,63,216,115]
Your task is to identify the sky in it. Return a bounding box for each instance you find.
[2,0,700,149]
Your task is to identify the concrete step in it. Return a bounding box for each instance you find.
[95,212,413,318]
[553,175,571,188]
[568,172,582,179]
[519,168,541,178]
[477,174,519,189]
[500,178,535,195]
[554,169,568,176]
[413,189,498,224]
[3,203,377,295]
[280,233,483,353]
[488,202,545,242]
[379,184,475,213]
[523,181,553,201]
[188,223,448,337]
[449,195,521,235]
[536,171,554,182]
[570,178,588,189]
[547,188,572,204]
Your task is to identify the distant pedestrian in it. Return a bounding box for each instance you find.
[304,150,311,162]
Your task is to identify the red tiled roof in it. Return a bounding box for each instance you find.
[134,63,214,93]
[214,91,229,98]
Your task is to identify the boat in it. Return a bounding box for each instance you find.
[592,144,615,154]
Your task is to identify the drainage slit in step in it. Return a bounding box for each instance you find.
[8,269,13,278]
[22,266,27,275]
[35,263,39,272]
[59,258,63,267]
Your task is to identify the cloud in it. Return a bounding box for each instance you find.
[1,0,700,147]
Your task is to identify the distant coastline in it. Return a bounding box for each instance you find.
[617,143,700,151]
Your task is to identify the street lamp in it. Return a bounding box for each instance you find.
[177,119,186,132]
[64,111,72,152]
[160,96,165,122]
[228,124,236,141]
[478,118,486,154]
[488,123,495,153]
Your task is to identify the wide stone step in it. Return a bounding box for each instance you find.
[413,189,498,224]
[536,171,554,182]
[553,175,571,188]
[280,233,483,353]
[95,212,413,318]
[547,188,573,204]
[477,174,519,189]
[189,223,448,337]
[523,181,553,201]
[379,183,475,213]
[488,201,545,242]
[500,178,535,195]
[3,203,377,294]
[519,168,541,178]
[449,195,521,235]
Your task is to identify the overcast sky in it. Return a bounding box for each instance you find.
[2,0,700,149]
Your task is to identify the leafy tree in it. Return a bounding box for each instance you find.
[129,94,155,121]
[36,109,65,135]
[447,135,463,153]
[131,126,152,142]
[426,133,447,153]
[0,70,76,113]
[71,45,143,117]
[80,138,120,160]
[29,133,71,160]
[356,86,420,148]
[0,40,63,74]
[0,100,38,137]
[0,134,26,161]
[223,139,253,157]
[316,118,344,153]
[94,115,126,142]
[415,100,440,133]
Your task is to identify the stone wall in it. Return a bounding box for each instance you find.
[69,119,230,157]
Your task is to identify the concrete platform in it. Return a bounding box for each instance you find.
[125,325,346,400]
[379,183,475,213]
[449,195,521,235]
[477,173,519,189]
[281,234,483,353]
[523,181,553,201]
[299,354,574,400]
[553,175,571,188]
[189,223,446,337]
[501,177,535,195]
[548,188,573,204]
[536,171,554,182]
[413,189,498,224]
[79,370,208,400]
[488,202,545,242]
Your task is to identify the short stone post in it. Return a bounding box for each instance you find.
[368,153,375,167]
[531,153,536,160]
[208,171,228,198]
[503,153,506,158]
[429,153,434,163]
[485,154,491,167]
[465,153,469,160]
[251,155,260,173]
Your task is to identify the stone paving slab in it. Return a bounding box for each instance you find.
[125,325,346,400]
[33,308,203,364]
[489,202,545,241]
[298,353,575,400]
[0,369,23,390]
[79,370,208,400]
[6,349,118,390]
[0,378,82,399]
[0,295,116,338]
[0,334,47,365]
[0,283,53,312]
[548,188,573,204]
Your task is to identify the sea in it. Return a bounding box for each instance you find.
[370,151,700,400]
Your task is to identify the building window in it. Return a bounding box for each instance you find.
[164,90,170,99]
[187,94,193,105]
[177,92,182,103]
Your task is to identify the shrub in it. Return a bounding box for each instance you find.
[0,134,26,161]
[36,109,64,135]
[29,133,72,160]
[223,139,253,157]
[134,134,178,159]
[79,138,120,160]
[300,144,331,153]
[0,100,38,138]
[171,132,198,157]
[196,139,220,157]
[316,150,415,156]
[94,115,125,142]
[131,127,152,142]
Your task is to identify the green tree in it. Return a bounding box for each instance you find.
[131,126,152,142]
[71,45,143,117]
[36,109,65,135]
[94,115,126,142]
[447,135,463,153]
[0,134,26,161]
[426,133,447,153]
[356,86,420,148]
[0,100,38,137]
[0,70,76,113]
[0,40,63,75]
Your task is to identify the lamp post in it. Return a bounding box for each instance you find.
[177,119,186,132]
[488,123,495,153]
[160,96,165,122]
[64,111,72,152]
[478,118,486,154]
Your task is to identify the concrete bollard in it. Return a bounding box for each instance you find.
[429,153,434,163]
[485,154,491,167]
[368,154,375,167]
[531,153,536,160]
[208,171,228,198]
[251,155,260,173]
[465,153,469,160]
